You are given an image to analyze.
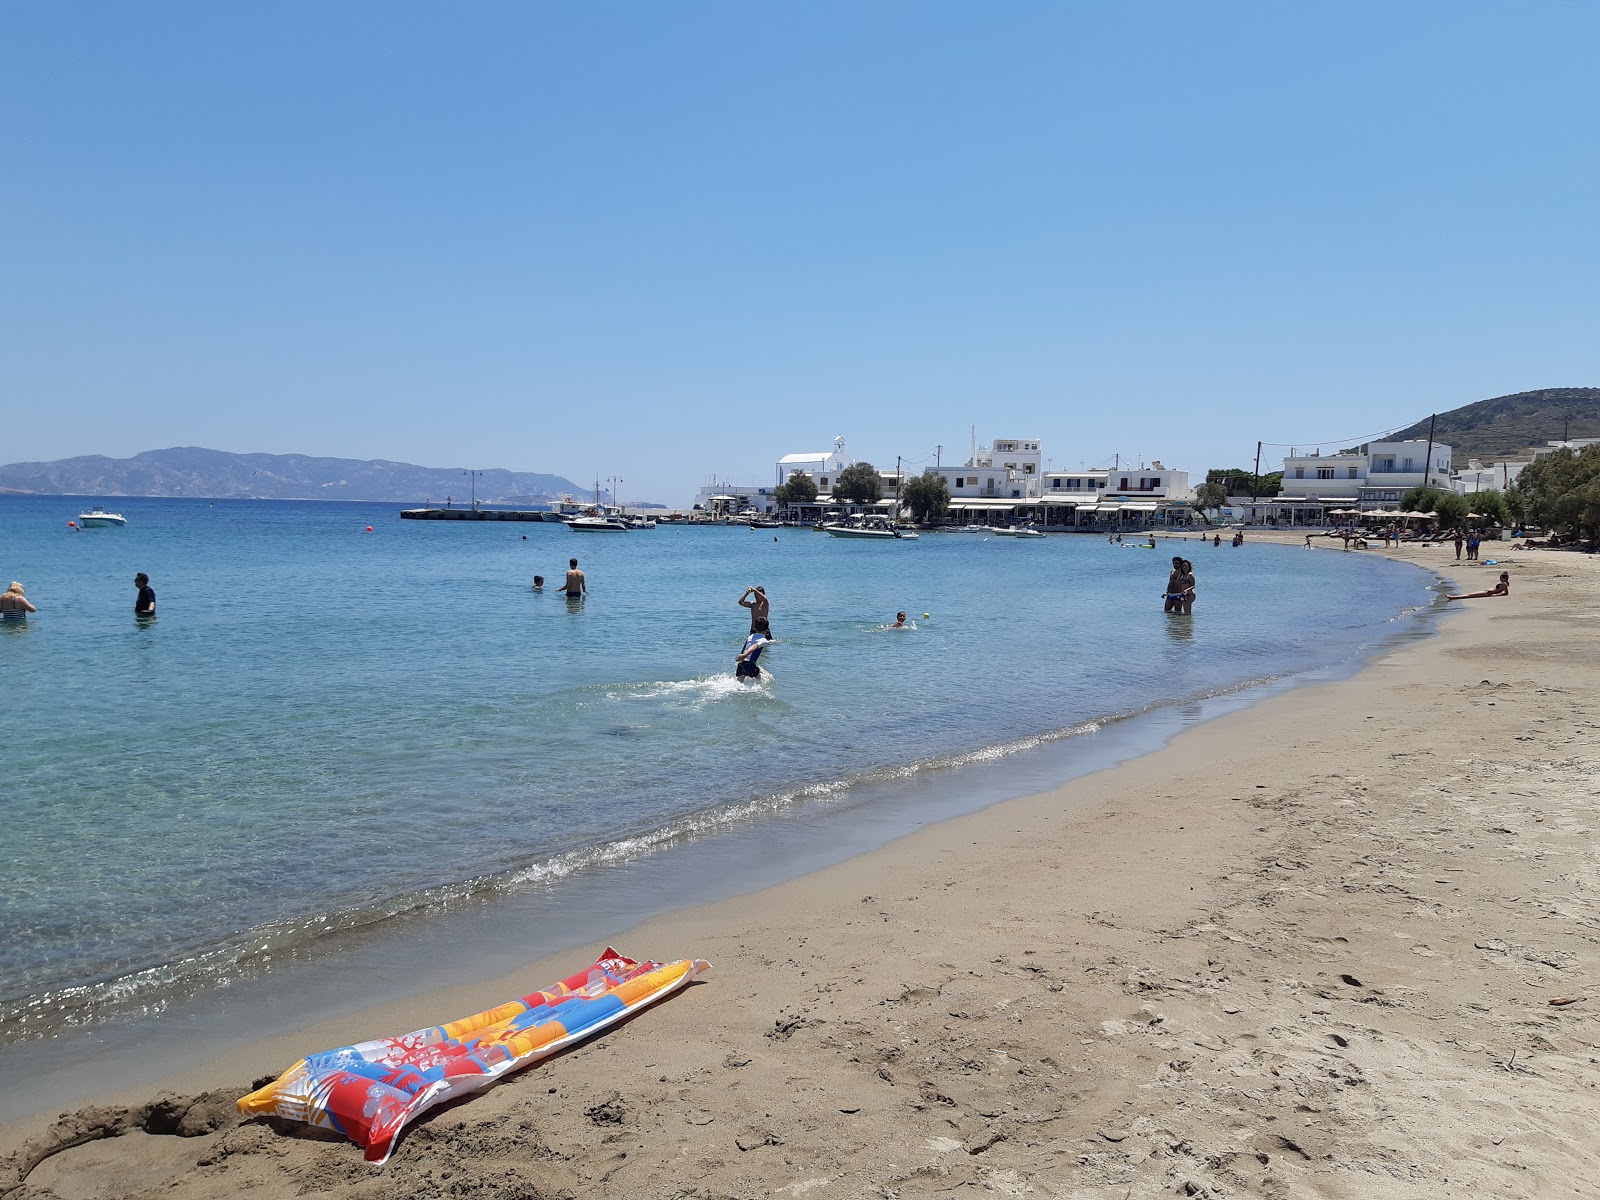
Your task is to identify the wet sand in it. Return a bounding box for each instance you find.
[4,539,1597,1199]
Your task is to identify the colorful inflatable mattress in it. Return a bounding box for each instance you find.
[238,947,711,1164]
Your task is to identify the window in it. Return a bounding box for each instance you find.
[819,477,828,488]
[1051,479,1061,489]
[955,477,964,487]
[1295,468,1305,478]
[1347,467,1358,479]
[1402,458,1414,471]
[1317,468,1334,480]
[1120,477,1129,490]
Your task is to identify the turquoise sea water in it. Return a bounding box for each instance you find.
[1,497,1436,1044]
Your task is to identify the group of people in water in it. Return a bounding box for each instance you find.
[1,573,156,621]
[1163,557,1197,614]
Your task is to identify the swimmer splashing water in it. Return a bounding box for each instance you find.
[735,618,772,681]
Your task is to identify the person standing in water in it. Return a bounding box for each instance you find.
[1,581,38,619]
[1178,559,1196,613]
[735,618,772,680]
[564,559,586,599]
[738,585,769,633]
[1164,556,1186,613]
[134,572,156,617]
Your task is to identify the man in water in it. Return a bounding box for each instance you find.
[564,559,586,599]
[738,585,769,632]
[735,618,772,681]
[1447,572,1510,600]
[134,572,156,617]
[892,611,908,628]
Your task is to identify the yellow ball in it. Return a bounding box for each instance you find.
[923,613,930,619]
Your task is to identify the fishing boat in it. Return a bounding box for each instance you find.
[77,506,128,528]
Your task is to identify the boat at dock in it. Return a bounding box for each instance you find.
[77,506,128,528]
[568,515,629,532]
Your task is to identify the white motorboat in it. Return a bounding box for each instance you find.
[1012,526,1046,538]
[568,515,629,532]
[77,506,128,528]
[623,515,657,529]
[824,522,913,539]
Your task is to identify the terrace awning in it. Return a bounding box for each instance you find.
[949,498,1018,509]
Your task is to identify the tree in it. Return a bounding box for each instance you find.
[902,469,950,524]
[1207,467,1281,498]
[1400,485,1447,512]
[832,461,882,504]
[1467,489,1510,527]
[1194,480,1228,511]
[1517,444,1600,543]
[1502,486,1528,525]
[1432,491,1470,527]
[775,470,817,507]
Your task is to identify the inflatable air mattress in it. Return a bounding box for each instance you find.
[238,947,711,1164]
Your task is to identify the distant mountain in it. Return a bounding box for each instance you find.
[0,447,615,506]
[1386,387,1600,462]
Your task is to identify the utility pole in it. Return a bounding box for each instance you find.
[895,455,901,522]
[936,445,942,467]
[462,469,484,511]
[1252,441,1262,501]
[1421,413,1437,493]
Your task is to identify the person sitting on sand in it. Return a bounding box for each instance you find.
[1,581,37,619]
[735,618,772,680]
[1447,572,1510,601]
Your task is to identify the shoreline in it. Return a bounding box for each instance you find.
[7,541,1597,1198]
[0,533,1435,1075]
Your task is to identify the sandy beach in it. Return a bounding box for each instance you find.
[4,539,1596,1199]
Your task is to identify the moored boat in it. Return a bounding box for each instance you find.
[568,515,629,532]
[77,506,128,528]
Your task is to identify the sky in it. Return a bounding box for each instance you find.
[3,3,1597,505]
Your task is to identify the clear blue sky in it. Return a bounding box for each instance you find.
[3,2,1595,504]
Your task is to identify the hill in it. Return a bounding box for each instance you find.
[1387,387,1600,462]
[0,447,607,505]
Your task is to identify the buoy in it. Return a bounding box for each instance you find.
[67,520,76,527]
[365,526,374,532]
[923,613,930,619]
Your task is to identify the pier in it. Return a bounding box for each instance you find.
[400,508,555,522]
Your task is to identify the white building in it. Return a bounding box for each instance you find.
[1277,439,1452,514]
[776,436,853,494]
[1455,459,1530,494]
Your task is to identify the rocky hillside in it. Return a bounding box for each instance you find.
[0,447,600,505]
[1387,387,1600,461]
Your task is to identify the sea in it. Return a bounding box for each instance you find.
[0,496,1441,1109]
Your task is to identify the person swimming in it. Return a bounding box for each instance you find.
[891,611,907,628]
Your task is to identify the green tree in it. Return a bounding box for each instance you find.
[1518,444,1600,543]
[833,461,882,504]
[1502,486,1528,525]
[1400,485,1448,512]
[1195,480,1228,511]
[1207,467,1281,497]
[775,470,817,507]
[902,469,950,524]
[1467,490,1510,527]
[1432,491,1470,527]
